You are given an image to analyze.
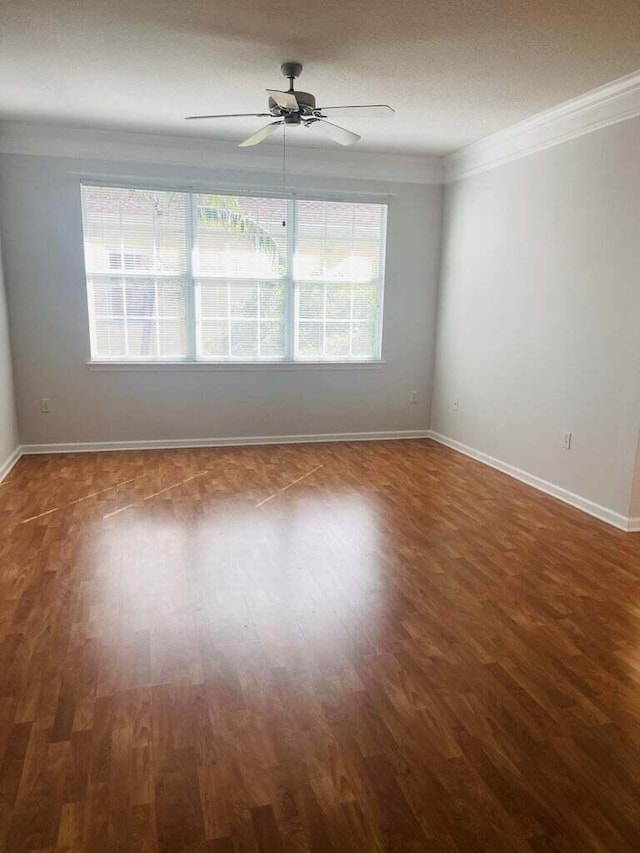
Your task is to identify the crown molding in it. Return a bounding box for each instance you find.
[4,68,640,187]
[445,69,640,182]
[0,121,444,185]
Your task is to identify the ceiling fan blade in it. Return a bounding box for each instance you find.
[315,104,395,119]
[305,119,361,146]
[238,121,283,147]
[185,112,271,120]
[266,89,299,111]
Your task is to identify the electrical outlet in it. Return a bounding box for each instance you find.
[563,431,572,450]
[452,398,460,411]
[40,398,51,414]
[409,391,418,404]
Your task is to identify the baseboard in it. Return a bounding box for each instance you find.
[0,445,23,484]
[15,429,640,532]
[20,429,431,456]
[428,431,637,532]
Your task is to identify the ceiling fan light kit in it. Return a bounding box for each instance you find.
[186,62,395,147]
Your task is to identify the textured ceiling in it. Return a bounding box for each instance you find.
[2,0,640,155]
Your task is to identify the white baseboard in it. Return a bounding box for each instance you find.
[0,446,23,484]
[20,429,431,456]
[13,429,640,533]
[428,431,637,533]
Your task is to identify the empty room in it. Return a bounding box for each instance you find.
[1,1,640,850]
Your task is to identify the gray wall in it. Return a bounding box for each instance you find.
[0,154,442,445]
[630,438,640,521]
[0,238,18,471]
[432,117,640,518]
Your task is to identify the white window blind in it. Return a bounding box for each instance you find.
[81,185,387,363]
[295,200,384,360]
[82,186,190,360]
[194,194,288,361]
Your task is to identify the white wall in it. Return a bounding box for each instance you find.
[432,117,640,520]
[0,237,19,475]
[0,153,442,445]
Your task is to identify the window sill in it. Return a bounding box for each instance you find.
[86,360,386,372]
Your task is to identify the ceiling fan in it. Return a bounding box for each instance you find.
[186,62,395,147]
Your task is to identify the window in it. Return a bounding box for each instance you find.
[81,185,387,363]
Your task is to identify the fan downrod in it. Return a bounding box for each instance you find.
[281,61,303,91]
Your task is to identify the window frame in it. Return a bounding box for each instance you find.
[81,182,389,368]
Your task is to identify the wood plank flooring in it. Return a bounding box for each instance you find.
[1,439,640,851]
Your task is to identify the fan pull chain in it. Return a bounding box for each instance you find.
[282,123,287,227]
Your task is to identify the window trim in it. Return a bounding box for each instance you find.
[80,181,389,366]
[86,360,386,371]
[77,177,392,206]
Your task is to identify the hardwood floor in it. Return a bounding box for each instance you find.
[1,439,640,851]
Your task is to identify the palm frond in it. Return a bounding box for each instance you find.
[198,205,285,273]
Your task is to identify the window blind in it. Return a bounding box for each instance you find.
[193,194,288,361]
[81,185,387,363]
[294,200,385,360]
[82,186,190,360]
